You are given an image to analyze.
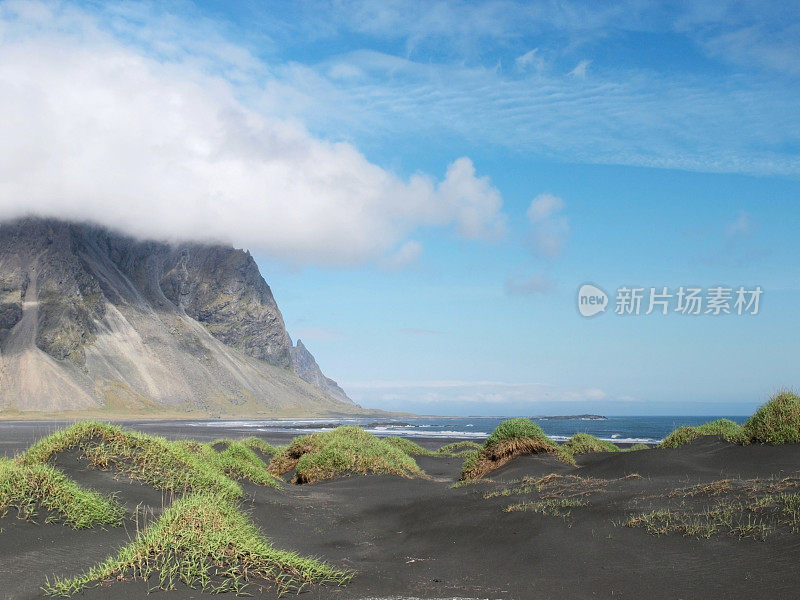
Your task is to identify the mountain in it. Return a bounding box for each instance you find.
[0,217,360,417]
[290,339,351,404]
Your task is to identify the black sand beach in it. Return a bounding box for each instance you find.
[2,421,800,600]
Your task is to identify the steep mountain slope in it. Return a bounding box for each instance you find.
[290,339,352,404]
[0,218,359,417]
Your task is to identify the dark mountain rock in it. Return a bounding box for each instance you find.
[0,217,358,416]
[290,339,353,404]
[160,246,292,368]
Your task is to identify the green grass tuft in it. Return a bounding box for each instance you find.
[460,418,566,481]
[504,498,586,516]
[626,506,770,540]
[179,442,282,489]
[210,437,280,457]
[241,437,281,456]
[269,426,425,484]
[19,421,269,499]
[660,426,699,448]
[663,392,800,447]
[382,437,434,456]
[624,443,651,452]
[43,493,351,596]
[383,438,482,458]
[625,474,800,540]
[743,391,800,445]
[484,418,547,448]
[561,433,620,457]
[660,419,744,448]
[460,449,482,478]
[0,458,123,529]
[434,441,483,456]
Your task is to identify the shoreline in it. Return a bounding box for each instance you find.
[0,418,660,458]
[0,416,707,458]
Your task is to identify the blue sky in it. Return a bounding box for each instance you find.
[0,1,798,414]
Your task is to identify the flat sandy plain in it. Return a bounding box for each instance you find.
[2,420,800,600]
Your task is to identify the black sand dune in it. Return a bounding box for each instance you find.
[2,422,800,599]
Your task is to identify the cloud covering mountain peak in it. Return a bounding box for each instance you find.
[0,1,505,266]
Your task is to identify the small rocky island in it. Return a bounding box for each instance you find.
[534,414,607,420]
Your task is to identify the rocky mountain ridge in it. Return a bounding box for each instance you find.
[0,217,357,416]
[290,339,352,404]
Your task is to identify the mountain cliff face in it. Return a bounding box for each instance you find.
[0,218,357,416]
[290,339,352,404]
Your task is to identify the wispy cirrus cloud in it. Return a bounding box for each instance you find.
[281,50,799,176]
[515,48,545,72]
[247,1,800,177]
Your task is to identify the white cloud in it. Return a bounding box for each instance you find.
[436,157,506,240]
[526,193,569,257]
[515,48,544,72]
[568,59,591,79]
[526,193,565,223]
[380,240,423,270]
[0,2,506,266]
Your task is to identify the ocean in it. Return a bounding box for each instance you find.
[188,415,749,445]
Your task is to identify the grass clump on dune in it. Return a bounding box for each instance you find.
[660,426,701,448]
[180,442,281,489]
[0,458,123,529]
[211,437,280,457]
[21,422,244,499]
[383,437,434,456]
[561,433,620,457]
[242,436,282,456]
[435,441,483,456]
[625,443,651,451]
[743,392,800,445]
[660,393,800,448]
[384,438,483,458]
[43,493,351,596]
[460,418,564,481]
[660,419,744,448]
[269,426,425,484]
